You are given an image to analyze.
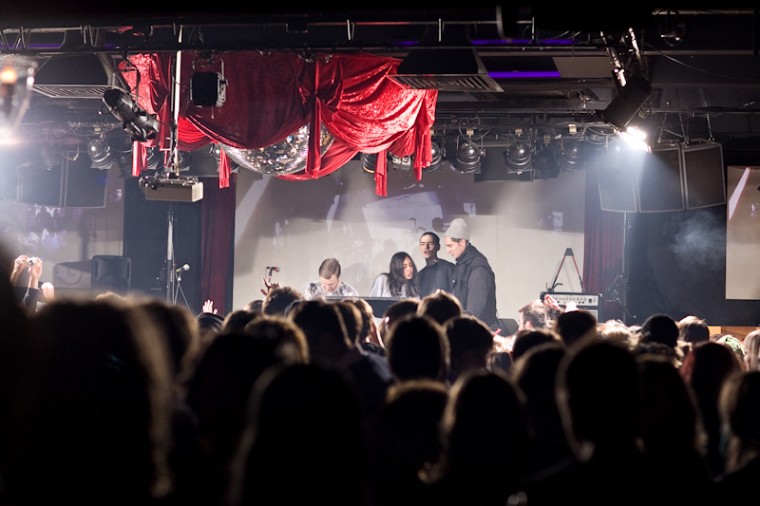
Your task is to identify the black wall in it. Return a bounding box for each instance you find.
[625,148,760,326]
[123,177,202,313]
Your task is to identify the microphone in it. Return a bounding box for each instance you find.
[266,266,280,272]
[175,264,190,274]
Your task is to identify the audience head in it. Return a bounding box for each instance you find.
[378,298,419,345]
[557,337,641,458]
[428,369,529,503]
[553,309,598,347]
[136,298,203,383]
[511,328,560,363]
[14,298,173,505]
[445,314,494,381]
[230,362,367,506]
[288,299,351,364]
[385,314,449,382]
[678,315,710,344]
[417,289,463,326]
[333,299,362,345]
[518,299,549,330]
[262,285,303,316]
[719,370,760,471]
[344,297,380,350]
[718,334,746,367]
[598,319,633,345]
[743,329,760,371]
[222,308,261,334]
[640,313,679,348]
[637,353,701,455]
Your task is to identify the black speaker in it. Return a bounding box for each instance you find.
[598,168,638,213]
[91,255,131,293]
[17,165,64,207]
[17,154,108,208]
[638,146,685,213]
[682,142,726,209]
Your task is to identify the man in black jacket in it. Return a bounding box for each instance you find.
[443,218,498,331]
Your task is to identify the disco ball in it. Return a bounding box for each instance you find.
[220,123,334,175]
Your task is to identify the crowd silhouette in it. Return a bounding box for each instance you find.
[2,244,759,506]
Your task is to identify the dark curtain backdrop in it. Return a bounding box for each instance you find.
[584,165,625,322]
[200,174,236,314]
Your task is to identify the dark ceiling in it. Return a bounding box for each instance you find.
[7,5,760,154]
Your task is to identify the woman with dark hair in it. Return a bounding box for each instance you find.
[370,251,420,299]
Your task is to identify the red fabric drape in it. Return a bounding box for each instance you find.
[584,166,625,321]
[120,51,437,197]
[200,172,236,313]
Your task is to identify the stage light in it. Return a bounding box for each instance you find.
[504,133,532,173]
[453,134,481,174]
[191,55,227,107]
[532,143,560,179]
[361,153,378,174]
[424,139,444,172]
[600,74,652,130]
[87,136,114,169]
[0,55,37,136]
[559,138,587,170]
[102,88,160,142]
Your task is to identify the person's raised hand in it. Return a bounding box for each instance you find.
[261,277,280,296]
[202,299,217,314]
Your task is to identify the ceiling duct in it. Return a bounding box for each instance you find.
[390,23,503,92]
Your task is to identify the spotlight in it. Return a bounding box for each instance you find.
[600,74,652,130]
[532,144,560,179]
[0,55,37,136]
[361,153,378,174]
[504,138,532,173]
[453,136,481,174]
[87,136,114,169]
[191,55,227,107]
[191,72,227,108]
[424,140,444,172]
[102,88,160,142]
[559,138,587,170]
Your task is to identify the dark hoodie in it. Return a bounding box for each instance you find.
[450,243,498,330]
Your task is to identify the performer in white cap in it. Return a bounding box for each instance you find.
[443,218,498,331]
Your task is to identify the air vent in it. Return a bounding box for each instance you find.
[390,48,503,92]
[33,84,111,99]
[392,74,502,92]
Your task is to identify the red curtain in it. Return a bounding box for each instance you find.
[200,173,236,313]
[120,51,438,197]
[583,166,625,321]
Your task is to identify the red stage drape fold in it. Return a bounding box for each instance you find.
[120,51,437,197]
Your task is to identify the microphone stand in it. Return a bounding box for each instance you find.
[165,205,175,303]
[174,266,190,308]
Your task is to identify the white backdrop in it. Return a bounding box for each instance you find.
[233,158,587,322]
